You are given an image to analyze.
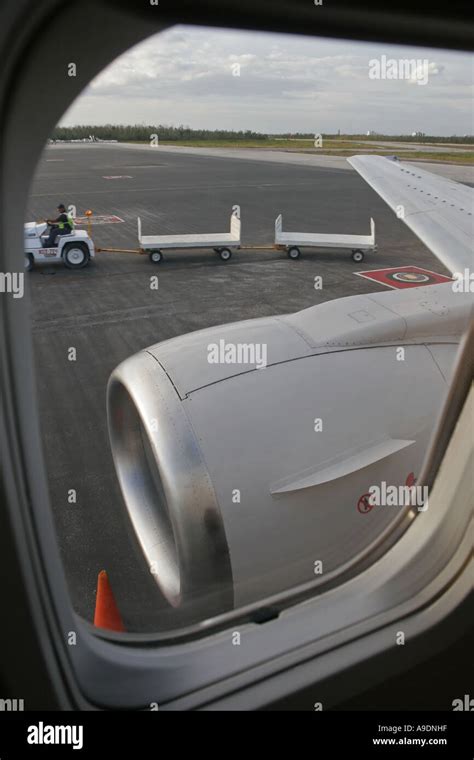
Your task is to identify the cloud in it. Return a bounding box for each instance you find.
[61,26,473,135]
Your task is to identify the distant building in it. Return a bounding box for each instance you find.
[411,131,426,137]
[366,130,376,136]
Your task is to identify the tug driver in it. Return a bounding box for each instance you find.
[42,203,75,247]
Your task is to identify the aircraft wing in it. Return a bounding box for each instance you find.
[348,155,473,275]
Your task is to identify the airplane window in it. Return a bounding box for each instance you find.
[26,26,473,634]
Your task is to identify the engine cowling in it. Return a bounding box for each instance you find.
[107,285,468,623]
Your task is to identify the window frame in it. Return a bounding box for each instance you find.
[0,0,472,710]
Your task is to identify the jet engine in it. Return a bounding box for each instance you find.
[107,284,469,622]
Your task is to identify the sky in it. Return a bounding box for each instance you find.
[61,25,474,135]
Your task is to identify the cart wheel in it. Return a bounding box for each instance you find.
[351,250,364,263]
[149,250,162,263]
[25,253,34,271]
[219,248,232,261]
[287,246,301,260]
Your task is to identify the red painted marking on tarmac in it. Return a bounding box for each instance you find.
[75,215,124,225]
[355,265,453,289]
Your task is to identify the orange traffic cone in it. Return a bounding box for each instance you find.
[93,570,125,632]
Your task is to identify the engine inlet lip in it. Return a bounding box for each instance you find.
[107,351,234,619]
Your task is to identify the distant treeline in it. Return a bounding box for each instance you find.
[347,134,473,144]
[52,124,266,141]
[272,132,474,144]
[51,124,473,144]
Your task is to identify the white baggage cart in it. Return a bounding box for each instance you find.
[138,206,241,263]
[274,214,376,262]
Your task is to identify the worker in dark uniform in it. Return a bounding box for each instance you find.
[42,204,75,247]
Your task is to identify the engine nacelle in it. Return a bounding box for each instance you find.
[107,285,468,622]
